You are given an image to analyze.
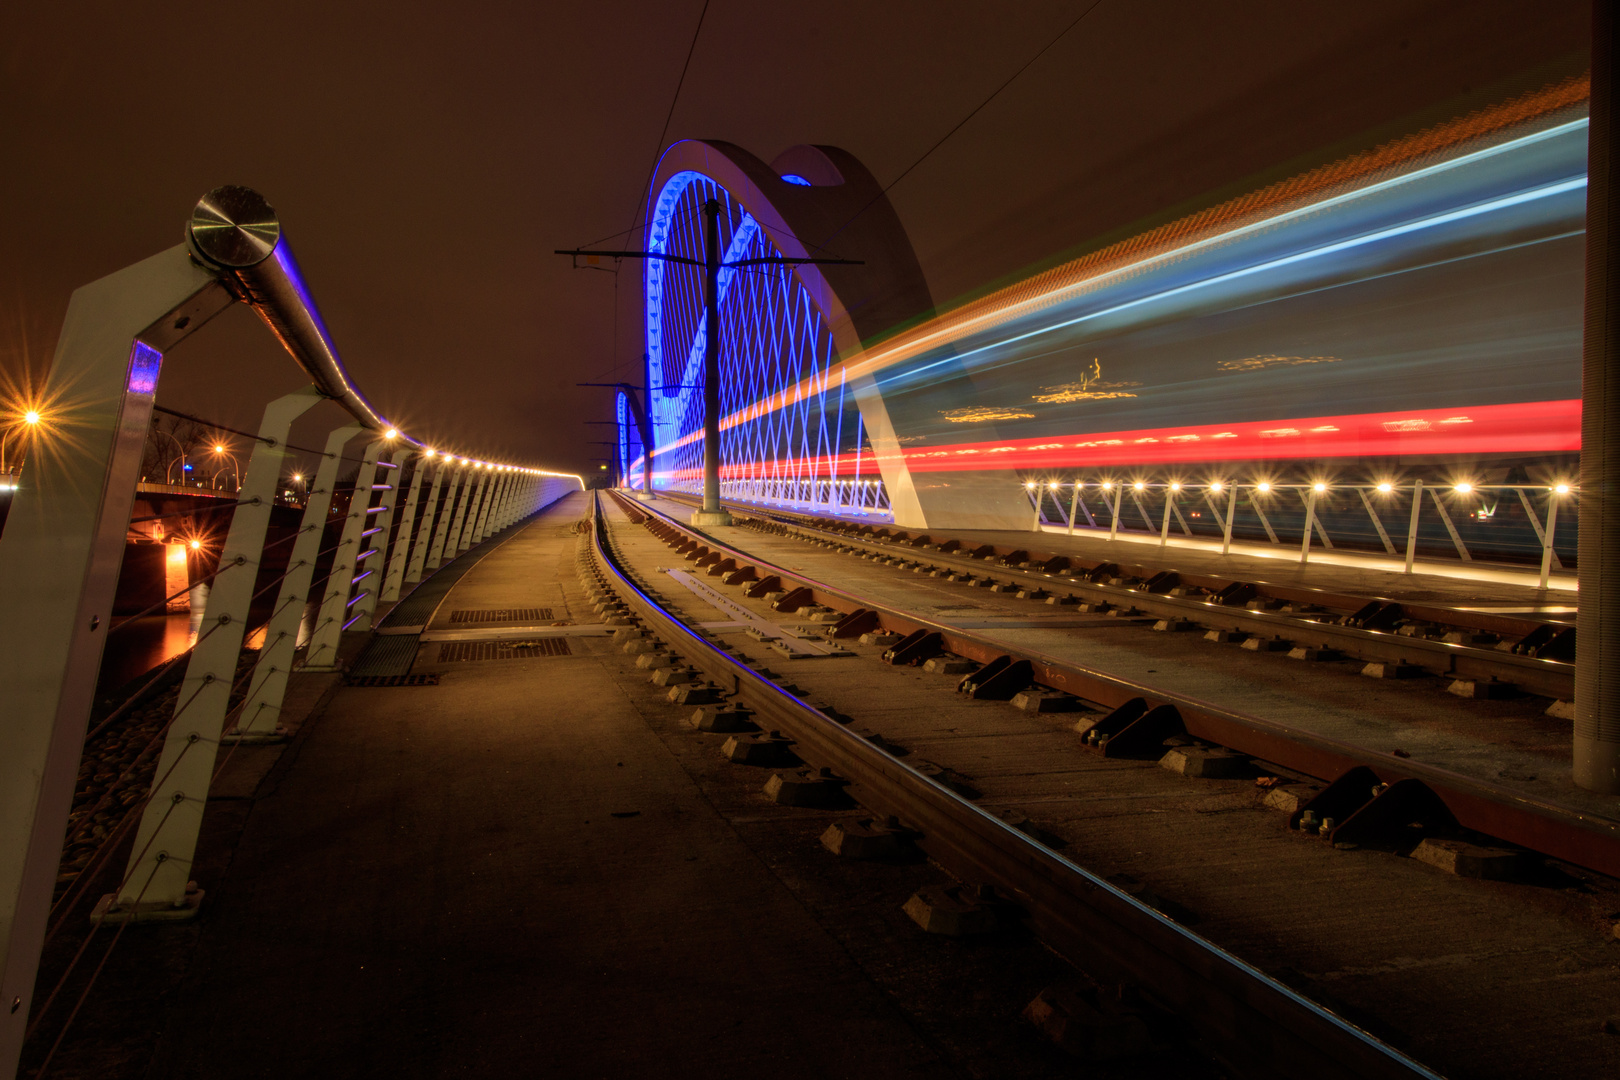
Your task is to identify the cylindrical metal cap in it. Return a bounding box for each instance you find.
[187,185,280,268]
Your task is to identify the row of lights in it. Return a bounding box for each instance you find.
[1026,479,1574,496]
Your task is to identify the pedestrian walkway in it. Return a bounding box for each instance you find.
[142,493,943,1078]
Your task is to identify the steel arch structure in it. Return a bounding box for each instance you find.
[634,141,936,520]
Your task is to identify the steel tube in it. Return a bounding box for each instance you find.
[185,186,409,445]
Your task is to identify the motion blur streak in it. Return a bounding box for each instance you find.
[661,76,1590,485]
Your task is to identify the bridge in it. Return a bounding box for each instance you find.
[3,33,1620,1080]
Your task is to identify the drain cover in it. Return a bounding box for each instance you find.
[438,639,573,662]
[448,608,553,624]
[347,674,441,688]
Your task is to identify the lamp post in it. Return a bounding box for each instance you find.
[0,409,42,479]
[209,442,240,491]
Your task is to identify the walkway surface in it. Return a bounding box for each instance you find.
[137,493,954,1078]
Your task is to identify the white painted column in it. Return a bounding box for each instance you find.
[379,452,428,602]
[427,463,469,570]
[479,473,510,539]
[303,439,383,670]
[404,458,448,584]
[233,422,364,739]
[115,388,324,914]
[0,245,230,1075]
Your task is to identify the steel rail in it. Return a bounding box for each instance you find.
[608,491,1620,880]
[587,492,1440,1080]
[677,494,1578,701]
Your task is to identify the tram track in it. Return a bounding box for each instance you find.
[608,491,1618,881]
[677,494,1578,701]
[583,490,1448,1080]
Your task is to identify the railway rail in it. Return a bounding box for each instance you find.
[673,493,1579,701]
[584,489,1446,1079]
[605,490,1618,877]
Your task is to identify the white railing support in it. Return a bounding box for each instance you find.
[1404,479,1424,573]
[1428,486,1472,561]
[0,244,231,1074]
[1300,487,1319,564]
[303,439,384,670]
[427,464,470,570]
[233,422,365,739]
[348,454,398,631]
[1222,489,1237,555]
[457,471,490,552]
[114,387,324,915]
[1541,496,1562,590]
[405,459,448,583]
[1357,487,1398,554]
[380,453,428,603]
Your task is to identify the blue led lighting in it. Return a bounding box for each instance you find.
[780,174,812,186]
[641,167,885,515]
[127,341,162,396]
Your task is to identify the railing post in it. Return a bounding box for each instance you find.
[1357,487,1398,554]
[404,458,448,584]
[302,439,384,670]
[1159,487,1173,547]
[348,451,399,631]
[0,245,230,1074]
[380,451,428,603]
[487,472,508,532]
[232,422,365,739]
[427,462,469,570]
[1541,493,1562,590]
[470,471,499,543]
[112,388,324,916]
[1067,483,1080,535]
[1300,487,1318,564]
[457,470,490,553]
[1108,486,1122,540]
[1222,487,1237,555]
[1404,479,1424,574]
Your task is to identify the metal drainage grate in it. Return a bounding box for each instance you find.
[438,638,573,662]
[347,673,441,688]
[448,608,553,624]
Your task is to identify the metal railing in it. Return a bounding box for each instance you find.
[1023,478,1577,587]
[0,185,580,1078]
[713,476,892,518]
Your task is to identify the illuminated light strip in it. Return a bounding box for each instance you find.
[658,113,1590,453]
[883,399,1578,472]
[886,176,1589,387]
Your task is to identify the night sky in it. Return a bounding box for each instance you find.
[0,1,1589,474]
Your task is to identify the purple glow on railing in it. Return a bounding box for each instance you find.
[127,341,162,396]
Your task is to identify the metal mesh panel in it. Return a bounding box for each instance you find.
[438,639,573,662]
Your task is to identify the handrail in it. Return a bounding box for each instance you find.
[185,185,415,446]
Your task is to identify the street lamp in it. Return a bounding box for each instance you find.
[210,442,240,491]
[2,407,44,478]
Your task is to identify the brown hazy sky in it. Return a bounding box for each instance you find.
[0,1,1589,473]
